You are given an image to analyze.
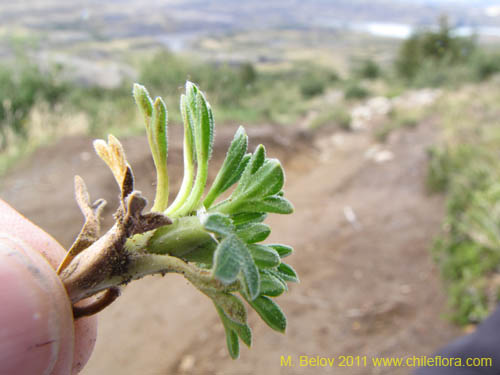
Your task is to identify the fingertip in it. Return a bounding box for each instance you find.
[0,199,98,373]
[0,237,75,375]
[72,314,98,374]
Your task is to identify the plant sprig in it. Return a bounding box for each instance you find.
[58,81,297,359]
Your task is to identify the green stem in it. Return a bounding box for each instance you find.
[65,251,239,303]
[175,161,208,217]
[203,180,220,209]
[209,197,239,215]
[150,97,169,212]
[166,95,195,216]
[152,163,168,212]
[165,142,195,215]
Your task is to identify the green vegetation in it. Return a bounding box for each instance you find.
[343,80,370,100]
[310,107,351,130]
[139,52,340,124]
[0,49,347,176]
[427,84,500,324]
[0,59,68,149]
[351,58,381,80]
[394,16,500,87]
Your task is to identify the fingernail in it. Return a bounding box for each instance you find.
[0,237,60,375]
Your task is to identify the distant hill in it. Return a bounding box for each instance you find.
[2,0,499,43]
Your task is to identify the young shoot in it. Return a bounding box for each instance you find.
[57,81,297,359]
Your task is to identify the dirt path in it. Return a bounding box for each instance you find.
[0,120,461,374]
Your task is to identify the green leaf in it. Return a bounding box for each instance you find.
[241,159,285,200]
[231,212,267,226]
[182,81,199,165]
[229,321,252,348]
[212,234,260,299]
[236,223,271,243]
[150,97,169,211]
[259,271,286,297]
[249,145,266,174]
[248,244,280,268]
[202,212,235,237]
[151,97,168,160]
[213,235,244,284]
[266,269,288,292]
[245,295,287,333]
[220,313,252,348]
[147,216,217,264]
[164,91,196,215]
[233,145,266,197]
[239,245,260,300]
[225,326,240,359]
[204,126,248,208]
[133,83,153,118]
[220,153,251,193]
[268,244,293,258]
[218,158,285,216]
[206,98,215,160]
[213,292,247,324]
[213,296,252,348]
[276,262,299,283]
[234,195,293,214]
[196,89,214,164]
[182,86,197,163]
[175,83,213,215]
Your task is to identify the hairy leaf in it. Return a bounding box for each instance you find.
[246,295,287,333]
[231,212,267,226]
[239,247,260,300]
[268,244,293,258]
[219,153,251,193]
[213,292,247,324]
[215,303,252,349]
[248,244,281,268]
[151,97,168,164]
[213,234,244,284]
[133,83,153,118]
[259,271,286,297]
[202,212,235,237]
[240,159,285,200]
[234,195,293,214]
[233,145,266,197]
[236,223,271,243]
[204,126,248,208]
[276,262,299,283]
[225,325,240,359]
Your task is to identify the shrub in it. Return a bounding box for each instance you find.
[344,81,370,100]
[352,58,381,80]
[473,52,500,81]
[428,133,500,323]
[239,62,257,86]
[300,76,325,98]
[395,16,476,82]
[0,62,68,149]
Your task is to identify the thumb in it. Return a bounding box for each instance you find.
[0,235,75,375]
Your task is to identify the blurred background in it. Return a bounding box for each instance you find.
[2,0,500,374]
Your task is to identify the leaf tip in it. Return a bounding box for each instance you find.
[133,83,153,117]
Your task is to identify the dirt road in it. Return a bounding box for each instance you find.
[0,120,461,374]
